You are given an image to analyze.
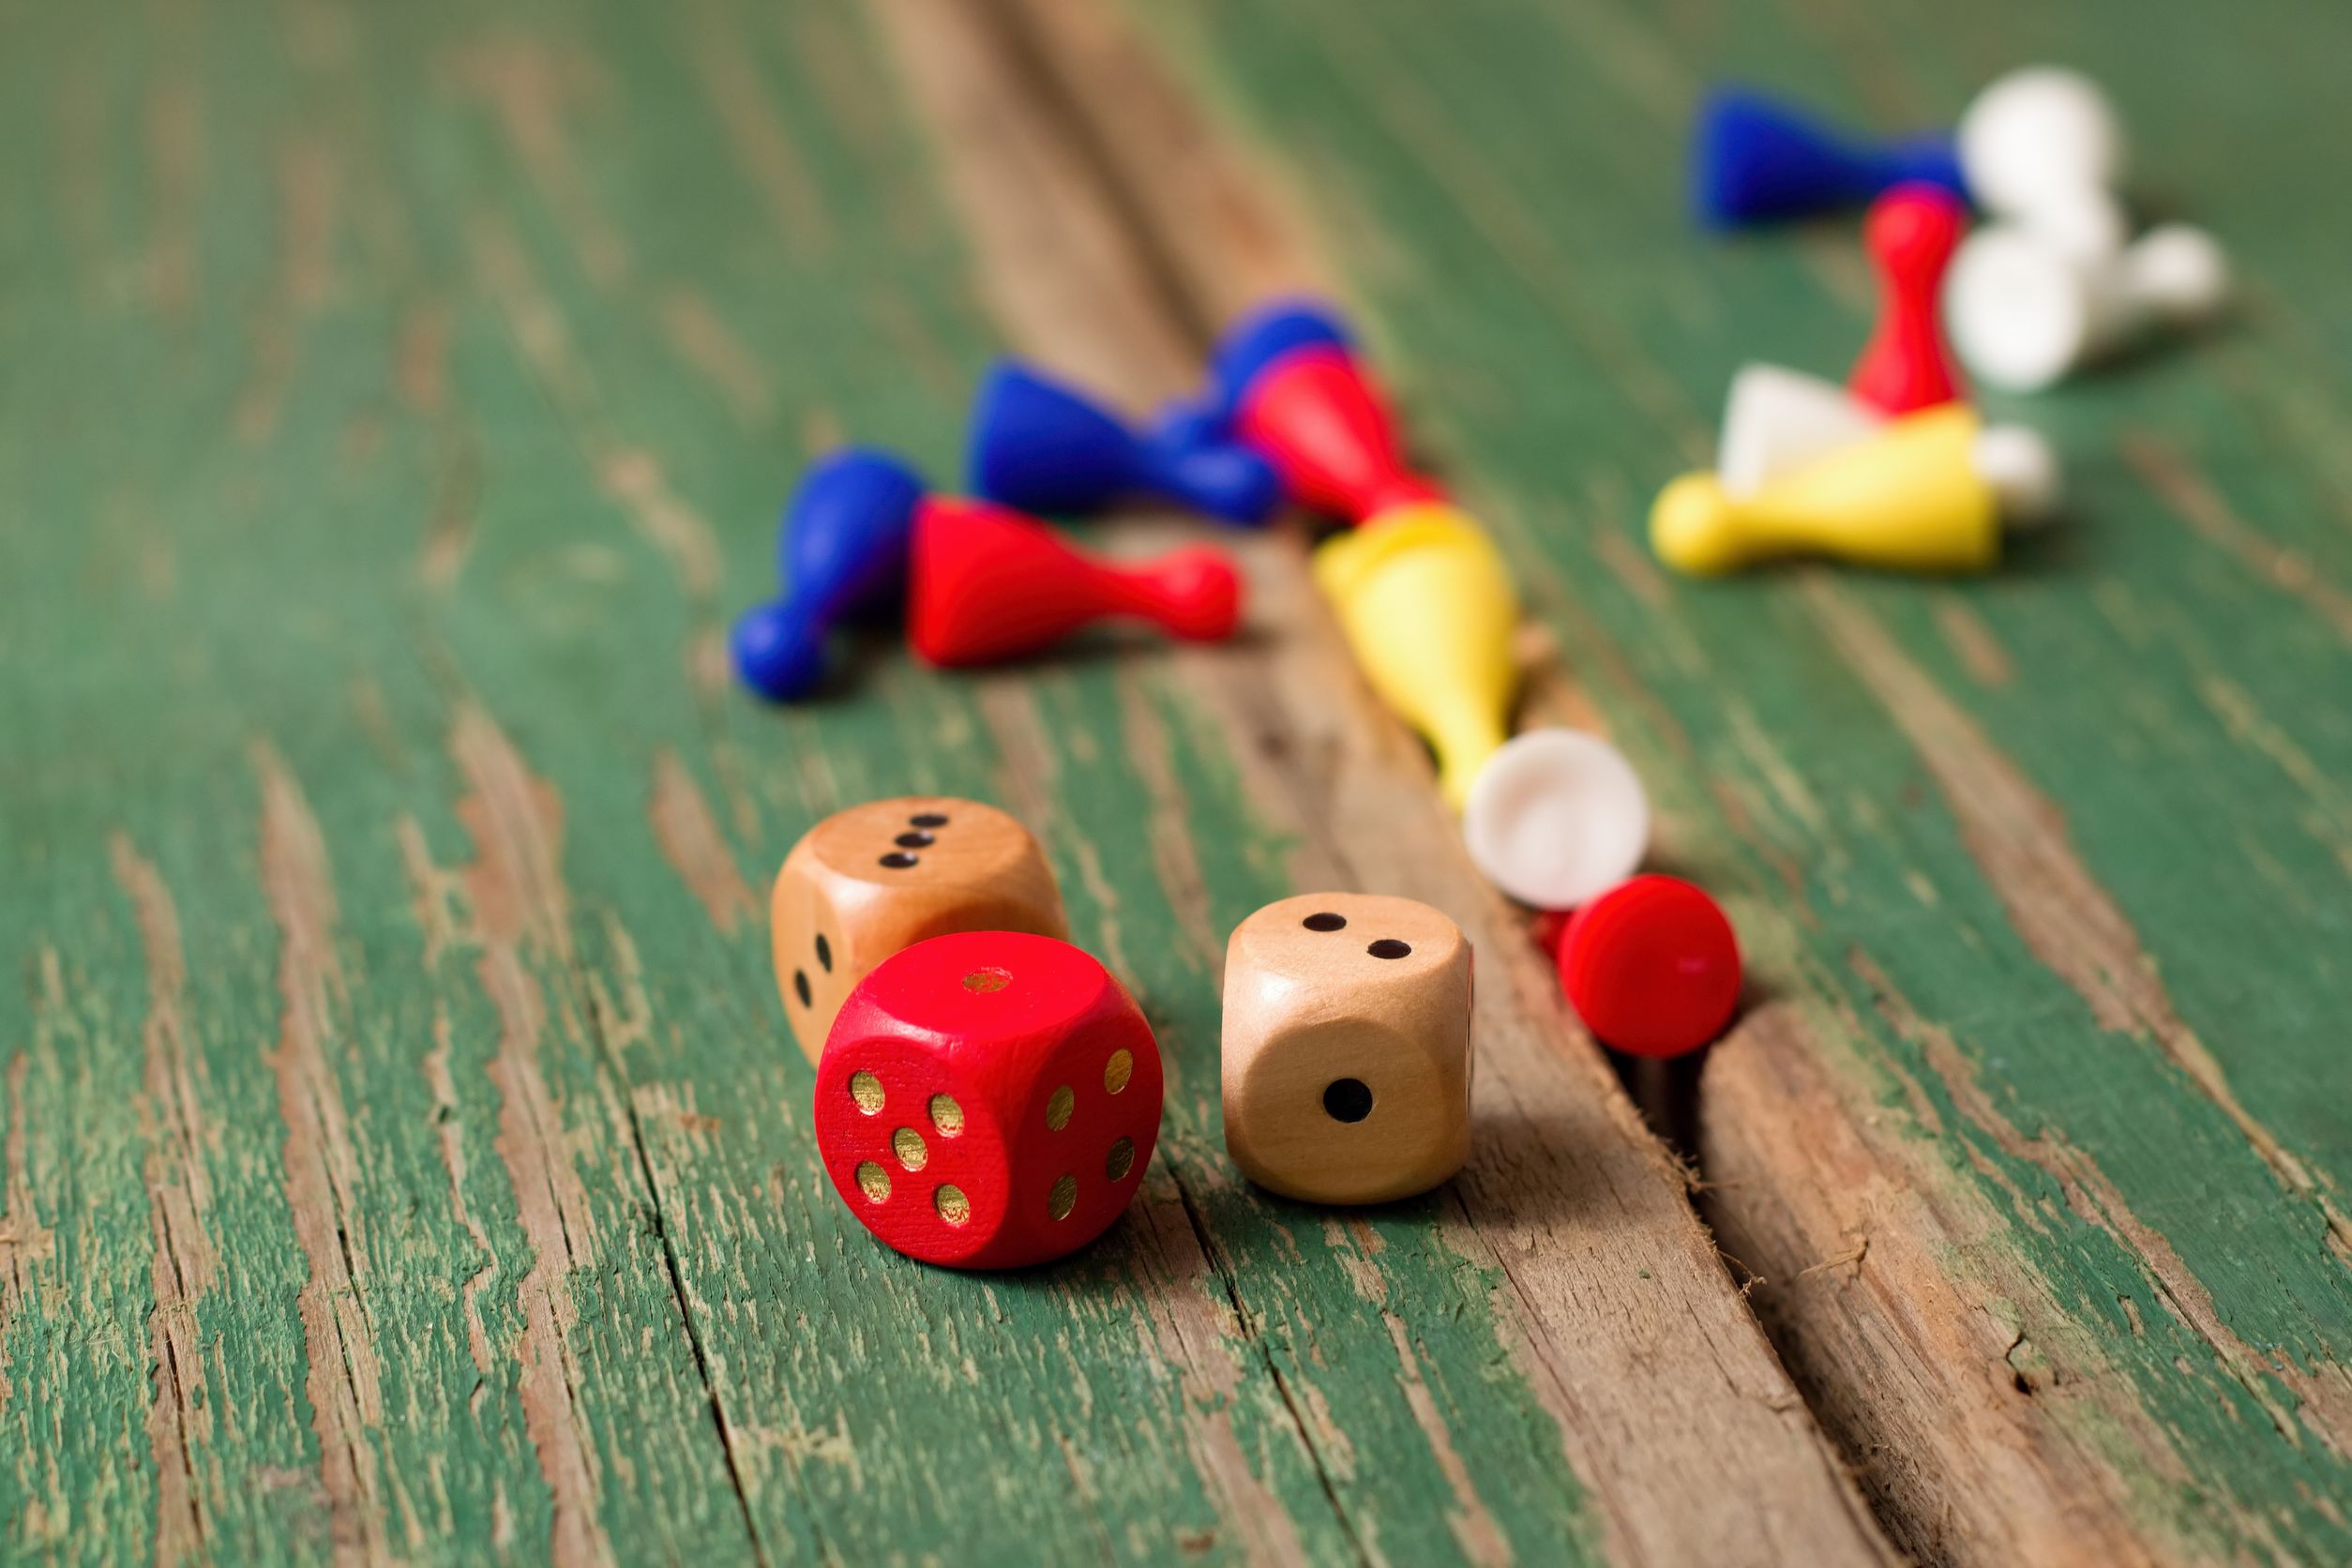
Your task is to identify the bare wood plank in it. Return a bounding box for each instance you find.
[868,0,1892,1560]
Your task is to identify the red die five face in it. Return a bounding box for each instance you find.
[813,931,1165,1270]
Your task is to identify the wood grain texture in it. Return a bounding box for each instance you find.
[1047,0,2352,1560]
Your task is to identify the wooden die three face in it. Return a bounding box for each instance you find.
[770,796,1069,1063]
[1220,893,1472,1205]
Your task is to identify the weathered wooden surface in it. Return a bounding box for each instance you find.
[1,0,1883,1560]
[1061,0,2352,1561]
[3,0,2346,1563]
[866,3,1887,1562]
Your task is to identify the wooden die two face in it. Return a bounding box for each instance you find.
[771,795,1069,1063]
[1221,893,1472,1205]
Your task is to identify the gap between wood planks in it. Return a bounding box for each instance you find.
[938,7,2352,1566]
[861,0,1894,1560]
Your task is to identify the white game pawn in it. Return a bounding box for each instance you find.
[1461,730,1649,911]
[1718,363,2063,522]
[1957,67,2128,255]
[1945,222,2231,393]
[1969,423,2064,528]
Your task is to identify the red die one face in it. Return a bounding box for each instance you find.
[813,931,1164,1270]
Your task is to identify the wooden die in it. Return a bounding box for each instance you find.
[1220,892,1472,1204]
[771,795,1068,1063]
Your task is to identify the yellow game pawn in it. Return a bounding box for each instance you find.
[1313,505,1518,809]
[1651,404,2058,576]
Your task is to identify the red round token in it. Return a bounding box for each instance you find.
[1555,876,1741,1059]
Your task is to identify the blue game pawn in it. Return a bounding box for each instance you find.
[967,361,1280,527]
[1143,297,1354,484]
[731,448,926,701]
[1205,298,1353,417]
[1145,393,1229,456]
[1694,87,1967,229]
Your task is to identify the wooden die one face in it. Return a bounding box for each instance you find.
[1220,893,1472,1204]
[771,796,1069,1063]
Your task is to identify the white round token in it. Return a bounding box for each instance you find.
[1461,730,1650,911]
[1945,226,2097,392]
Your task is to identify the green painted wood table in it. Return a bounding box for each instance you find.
[6,0,2348,1561]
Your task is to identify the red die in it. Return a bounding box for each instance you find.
[813,931,1165,1269]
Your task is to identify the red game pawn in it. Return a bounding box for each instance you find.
[909,497,1242,667]
[1554,876,1741,1059]
[814,931,1165,1270]
[1848,185,1968,416]
[1231,346,1444,525]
